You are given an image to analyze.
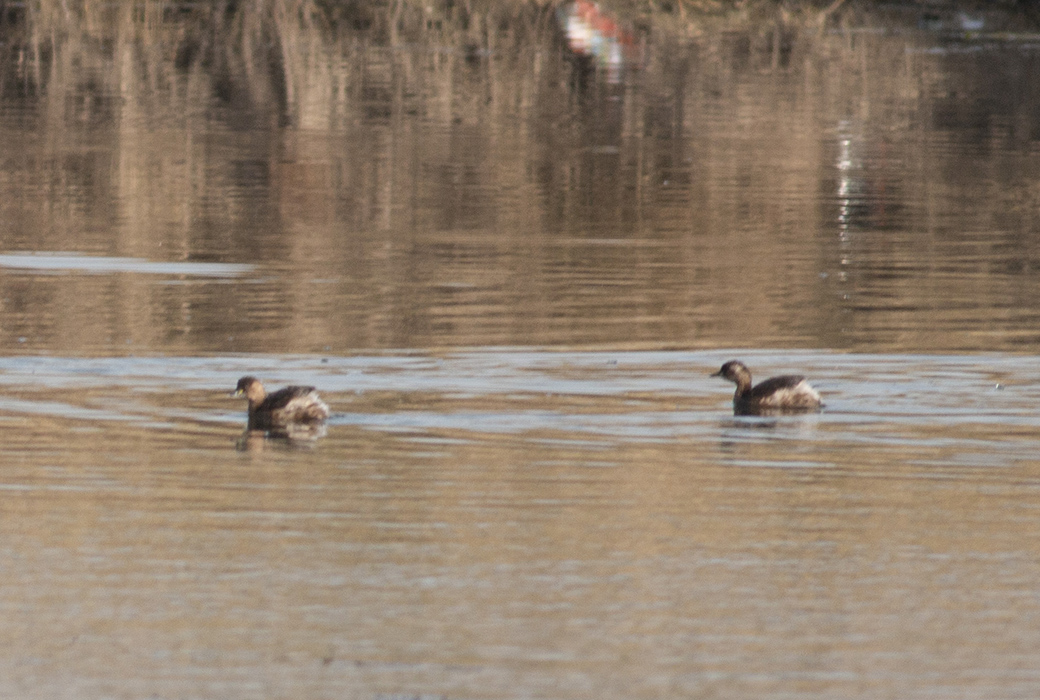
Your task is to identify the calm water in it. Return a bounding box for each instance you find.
[1,3,1040,698]
[3,350,1040,699]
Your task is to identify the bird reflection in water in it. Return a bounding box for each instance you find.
[235,424,326,452]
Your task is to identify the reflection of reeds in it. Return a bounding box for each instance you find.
[1,0,851,118]
[4,1,1036,353]
[4,0,571,116]
[10,1,327,115]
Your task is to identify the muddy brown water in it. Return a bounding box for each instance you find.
[1,8,1040,699]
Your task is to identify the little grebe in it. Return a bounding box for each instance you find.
[233,376,330,432]
[711,360,822,415]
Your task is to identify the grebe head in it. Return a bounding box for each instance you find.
[711,360,752,389]
[233,376,267,405]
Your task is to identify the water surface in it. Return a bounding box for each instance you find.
[0,351,1038,699]
[0,4,1040,698]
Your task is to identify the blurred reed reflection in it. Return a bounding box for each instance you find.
[0,4,1039,354]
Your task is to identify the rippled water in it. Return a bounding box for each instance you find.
[2,3,1040,698]
[2,350,1040,698]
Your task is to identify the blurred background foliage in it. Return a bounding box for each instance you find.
[0,0,1035,106]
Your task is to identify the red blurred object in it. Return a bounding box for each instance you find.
[558,0,640,81]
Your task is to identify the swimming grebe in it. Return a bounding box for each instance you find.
[233,376,330,432]
[711,360,822,415]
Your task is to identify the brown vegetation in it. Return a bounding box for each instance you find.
[0,0,1038,353]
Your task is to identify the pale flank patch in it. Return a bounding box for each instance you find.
[758,380,821,408]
